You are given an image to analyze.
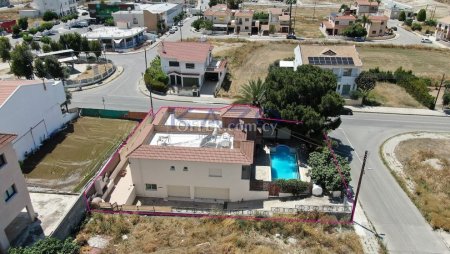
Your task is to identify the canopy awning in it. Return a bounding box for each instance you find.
[213,24,228,28]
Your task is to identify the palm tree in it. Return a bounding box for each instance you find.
[286,0,297,34]
[234,78,266,106]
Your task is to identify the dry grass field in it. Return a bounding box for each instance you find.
[394,138,450,231]
[76,213,364,254]
[369,82,425,108]
[22,117,136,192]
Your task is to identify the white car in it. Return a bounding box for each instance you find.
[172,26,178,31]
[421,38,432,43]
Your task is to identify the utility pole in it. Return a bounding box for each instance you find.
[350,151,368,222]
[312,0,316,20]
[288,0,293,35]
[434,74,445,109]
[144,48,154,115]
[180,20,183,41]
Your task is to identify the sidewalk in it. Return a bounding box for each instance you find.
[137,78,232,105]
[348,106,448,117]
[68,66,124,92]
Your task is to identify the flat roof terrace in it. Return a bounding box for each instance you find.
[150,132,234,149]
[164,113,222,128]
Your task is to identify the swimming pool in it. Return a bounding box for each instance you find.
[270,145,299,180]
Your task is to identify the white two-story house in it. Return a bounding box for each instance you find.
[280,45,363,96]
[0,134,35,253]
[32,0,78,16]
[159,42,227,95]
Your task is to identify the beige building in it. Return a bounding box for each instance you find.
[435,16,450,41]
[0,134,35,254]
[233,9,254,34]
[352,0,379,16]
[264,8,290,34]
[366,15,389,37]
[321,12,357,35]
[203,4,233,34]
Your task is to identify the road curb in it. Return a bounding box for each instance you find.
[137,78,231,105]
[349,108,448,117]
[69,66,124,92]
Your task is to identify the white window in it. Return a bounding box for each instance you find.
[0,154,6,168]
[186,63,195,69]
[343,68,352,76]
[209,168,222,177]
[145,184,157,191]
[4,184,16,202]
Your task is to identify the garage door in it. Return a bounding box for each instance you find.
[194,187,229,200]
[183,77,199,86]
[167,185,190,198]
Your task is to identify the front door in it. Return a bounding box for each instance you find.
[342,84,351,95]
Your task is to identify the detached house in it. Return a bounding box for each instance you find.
[321,12,357,35]
[159,42,227,95]
[436,16,450,41]
[366,15,389,37]
[233,10,254,34]
[280,45,363,96]
[260,8,290,34]
[203,4,232,34]
[352,0,379,16]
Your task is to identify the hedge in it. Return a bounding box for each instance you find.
[274,179,310,196]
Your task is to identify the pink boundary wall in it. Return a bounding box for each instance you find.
[82,104,354,225]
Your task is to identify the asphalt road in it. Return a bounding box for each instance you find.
[331,113,450,254]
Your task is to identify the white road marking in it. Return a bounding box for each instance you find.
[338,128,362,163]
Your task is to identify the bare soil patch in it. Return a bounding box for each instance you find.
[395,137,450,231]
[74,63,114,81]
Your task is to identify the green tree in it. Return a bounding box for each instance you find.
[443,91,450,106]
[411,22,422,31]
[42,44,52,53]
[50,40,63,51]
[59,32,82,56]
[355,71,377,104]
[274,179,310,196]
[40,22,54,31]
[339,4,349,12]
[398,11,406,21]
[209,0,217,7]
[12,24,20,37]
[234,78,265,105]
[0,36,12,63]
[343,23,367,37]
[262,64,344,140]
[45,56,65,80]
[360,15,369,26]
[22,34,33,44]
[30,40,41,51]
[81,36,90,58]
[42,10,58,21]
[9,237,79,254]
[104,18,115,26]
[417,9,426,22]
[404,18,413,26]
[308,148,351,192]
[18,17,28,30]
[40,36,52,44]
[199,20,213,30]
[10,44,34,79]
[144,56,169,93]
[253,11,269,20]
[89,40,102,60]
[34,58,47,88]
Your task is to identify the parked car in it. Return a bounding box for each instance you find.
[178,22,183,27]
[340,107,353,115]
[421,38,432,43]
[353,37,365,42]
[71,21,89,28]
[286,34,296,39]
[390,26,397,31]
[172,26,178,31]
[169,28,176,34]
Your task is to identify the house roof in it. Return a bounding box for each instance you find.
[0,133,16,149]
[438,16,450,25]
[299,45,363,67]
[0,80,41,107]
[355,0,379,6]
[332,13,357,20]
[268,8,282,15]
[139,3,180,14]
[220,105,261,119]
[279,15,290,21]
[204,4,232,16]
[159,42,213,63]
[235,10,254,17]
[129,140,254,165]
[369,15,388,21]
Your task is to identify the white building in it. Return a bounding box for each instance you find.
[0,80,73,161]
[119,106,269,203]
[0,133,36,253]
[382,0,413,20]
[82,27,146,52]
[159,41,227,92]
[280,45,363,96]
[31,0,78,16]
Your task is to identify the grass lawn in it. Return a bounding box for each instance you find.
[76,213,364,253]
[394,137,450,231]
[22,117,137,192]
[368,82,425,108]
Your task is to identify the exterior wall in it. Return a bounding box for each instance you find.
[0,142,35,253]
[330,67,361,94]
[356,4,378,16]
[32,0,78,16]
[161,4,182,27]
[205,14,232,25]
[161,57,208,75]
[235,16,253,33]
[112,12,145,29]
[144,11,159,33]
[0,82,70,161]
[19,10,41,18]
[129,158,267,202]
[435,21,450,41]
[366,20,388,37]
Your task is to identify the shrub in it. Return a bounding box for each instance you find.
[274,179,310,196]
[40,22,54,31]
[22,34,33,43]
[43,11,58,21]
[104,18,114,26]
[350,90,362,100]
[146,79,169,93]
[443,91,450,106]
[42,44,51,53]
[9,237,79,254]
[343,23,367,37]
[424,19,437,26]
[398,11,406,21]
[40,36,51,44]
[27,27,38,34]
[417,9,426,22]
[404,18,413,26]
[411,22,422,31]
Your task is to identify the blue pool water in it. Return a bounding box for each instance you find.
[270,145,299,180]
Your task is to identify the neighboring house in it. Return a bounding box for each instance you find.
[112,4,182,33]
[203,4,233,34]
[88,1,136,22]
[435,16,450,41]
[351,0,379,17]
[31,0,78,16]
[0,20,16,34]
[159,42,227,94]
[123,106,269,203]
[233,9,254,34]
[279,45,363,96]
[382,0,413,20]
[0,0,9,8]
[366,14,389,37]
[262,8,290,34]
[0,80,73,161]
[82,27,146,52]
[0,133,36,254]
[321,12,357,36]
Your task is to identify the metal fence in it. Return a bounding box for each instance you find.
[171,207,271,217]
[65,65,116,88]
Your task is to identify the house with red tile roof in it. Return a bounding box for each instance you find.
[0,80,73,160]
[321,12,357,36]
[366,14,389,37]
[351,0,380,17]
[159,41,227,96]
[105,105,276,204]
